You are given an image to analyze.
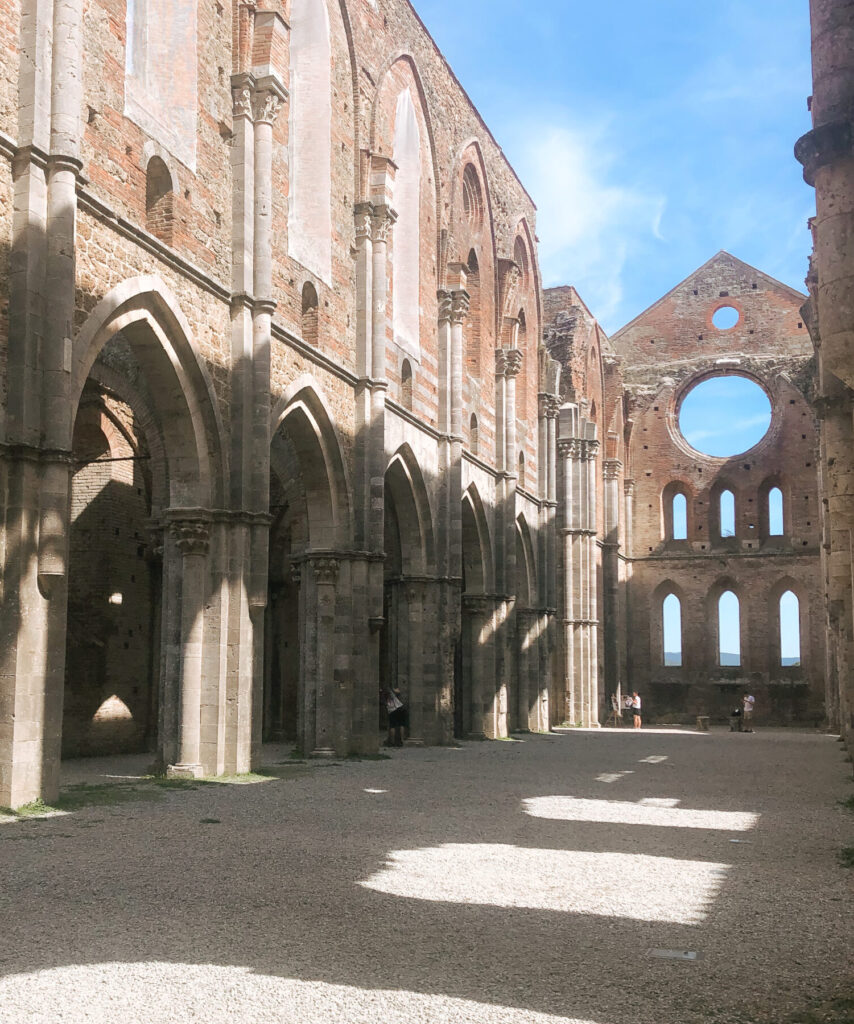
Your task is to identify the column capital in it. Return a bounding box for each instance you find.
[496,347,523,378]
[437,289,453,325]
[582,439,600,461]
[624,478,636,496]
[231,74,254,119]
[371,204,397,244]
[289,561,302,586]
[309,556,340,585]
[170,519,211,556]
[449,289,470,325]
[539,393,561,419]
[603,458,622,480]
[251,83,286,125]
[354,201,374,241]
[557,438,579,460]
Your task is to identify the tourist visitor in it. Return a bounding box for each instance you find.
[631,691,642,729]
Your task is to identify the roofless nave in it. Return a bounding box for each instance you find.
[0,0,848,808]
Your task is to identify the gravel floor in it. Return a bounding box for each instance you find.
[0,727,852,1024]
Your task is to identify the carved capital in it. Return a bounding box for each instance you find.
[148,523,165,560]
[290,561,302,586]
[232,83,253,119]
[437,289,453,325]
[171,519,211,557]
[539,394,560,419]
[450,289,470,326]
[624,478,636,497]
[310,556,340,586]
[603,458,622,481]
[354,202,374,242]
[584,439,601,461]
[497,348,523,378]
[251,88,284,125]
[371,204,397,244]
[557,439,579,460]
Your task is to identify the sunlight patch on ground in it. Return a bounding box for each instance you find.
[523,796,758,832]
[361,844,727,923]
[595,771,634,783]
[0,963,594,1024]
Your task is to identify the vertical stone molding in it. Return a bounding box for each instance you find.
[308,556,340,758]
[167,516,211,779]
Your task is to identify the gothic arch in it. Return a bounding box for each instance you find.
[270,380,352,550]
[385,444,436,575]
[515,514,537,608]
[71,275,227,509]
[462,484,494,594]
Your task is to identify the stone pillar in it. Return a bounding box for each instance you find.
[602,458,623,701]
[308,556,339,758]
[404,579,426,745]
[168,518,211,778]
[463,595,496,738]
[585,439,601,727]
[796,0,854,742]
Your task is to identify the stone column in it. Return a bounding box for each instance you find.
[309,556,339,758]
[463,595,495,738]
[404,579,426,745]
[168,518,211,778]
[584,439,601,727]
[558,437,578,725]
[602,458,623,701]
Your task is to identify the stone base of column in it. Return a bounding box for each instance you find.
[167,763,205,779]
[311,746,337,759]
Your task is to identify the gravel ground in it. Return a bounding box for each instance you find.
[0,727,852,1024]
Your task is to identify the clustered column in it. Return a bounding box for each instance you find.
[558,406,601,727]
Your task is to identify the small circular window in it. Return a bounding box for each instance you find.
[712,305,740,330]
[679,375,771,457]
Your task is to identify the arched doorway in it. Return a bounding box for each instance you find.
[382,448,435,744]
[456,487,497,738]
[64,278,225,773]
[266,385,350,757]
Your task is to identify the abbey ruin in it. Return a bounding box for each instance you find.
[0,0,851,809]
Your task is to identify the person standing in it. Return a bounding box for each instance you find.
[742,692,755,733]
[631,691,642,729]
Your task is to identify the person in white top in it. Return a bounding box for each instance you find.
[631,692,642,729]
[742,693,755,733]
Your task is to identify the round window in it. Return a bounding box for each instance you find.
[712,305,740,330]
[678,375,771,457]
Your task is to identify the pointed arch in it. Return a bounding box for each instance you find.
[270,380,352,549]
[384,445,436,576]
[71,275,227,509]
[515,514,537,608]
[462,485,494,594]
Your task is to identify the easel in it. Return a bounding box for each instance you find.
[604,693,621,727]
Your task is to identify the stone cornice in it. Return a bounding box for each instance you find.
[795,119,853,186]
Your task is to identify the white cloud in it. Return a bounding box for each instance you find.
[510,121,666,330]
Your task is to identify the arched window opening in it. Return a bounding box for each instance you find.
[462,163,483,229]
[465,249,481,376]
[288,0,332,282]
[392,87,422,358]
[145,157,174,245]
[769,487,784,536]
[663,594,682,667]
[470,413,479,456]
[518,450,525,489]
[718,590,741,667]
[672,493,688,540]
[719,489,736,538]
[401,359,413,411]
[301,281,319,346]
[780,590,801,666]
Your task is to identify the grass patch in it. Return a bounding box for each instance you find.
[838,847,854,869]
[839,794,854,813]
[200,818,221,825]
[57,783,163,811]
[346,753,391,761]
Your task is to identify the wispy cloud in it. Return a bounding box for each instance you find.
[508,120,666,330]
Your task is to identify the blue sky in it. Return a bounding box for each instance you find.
[679,376,772,458]
[415,0,814,334]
